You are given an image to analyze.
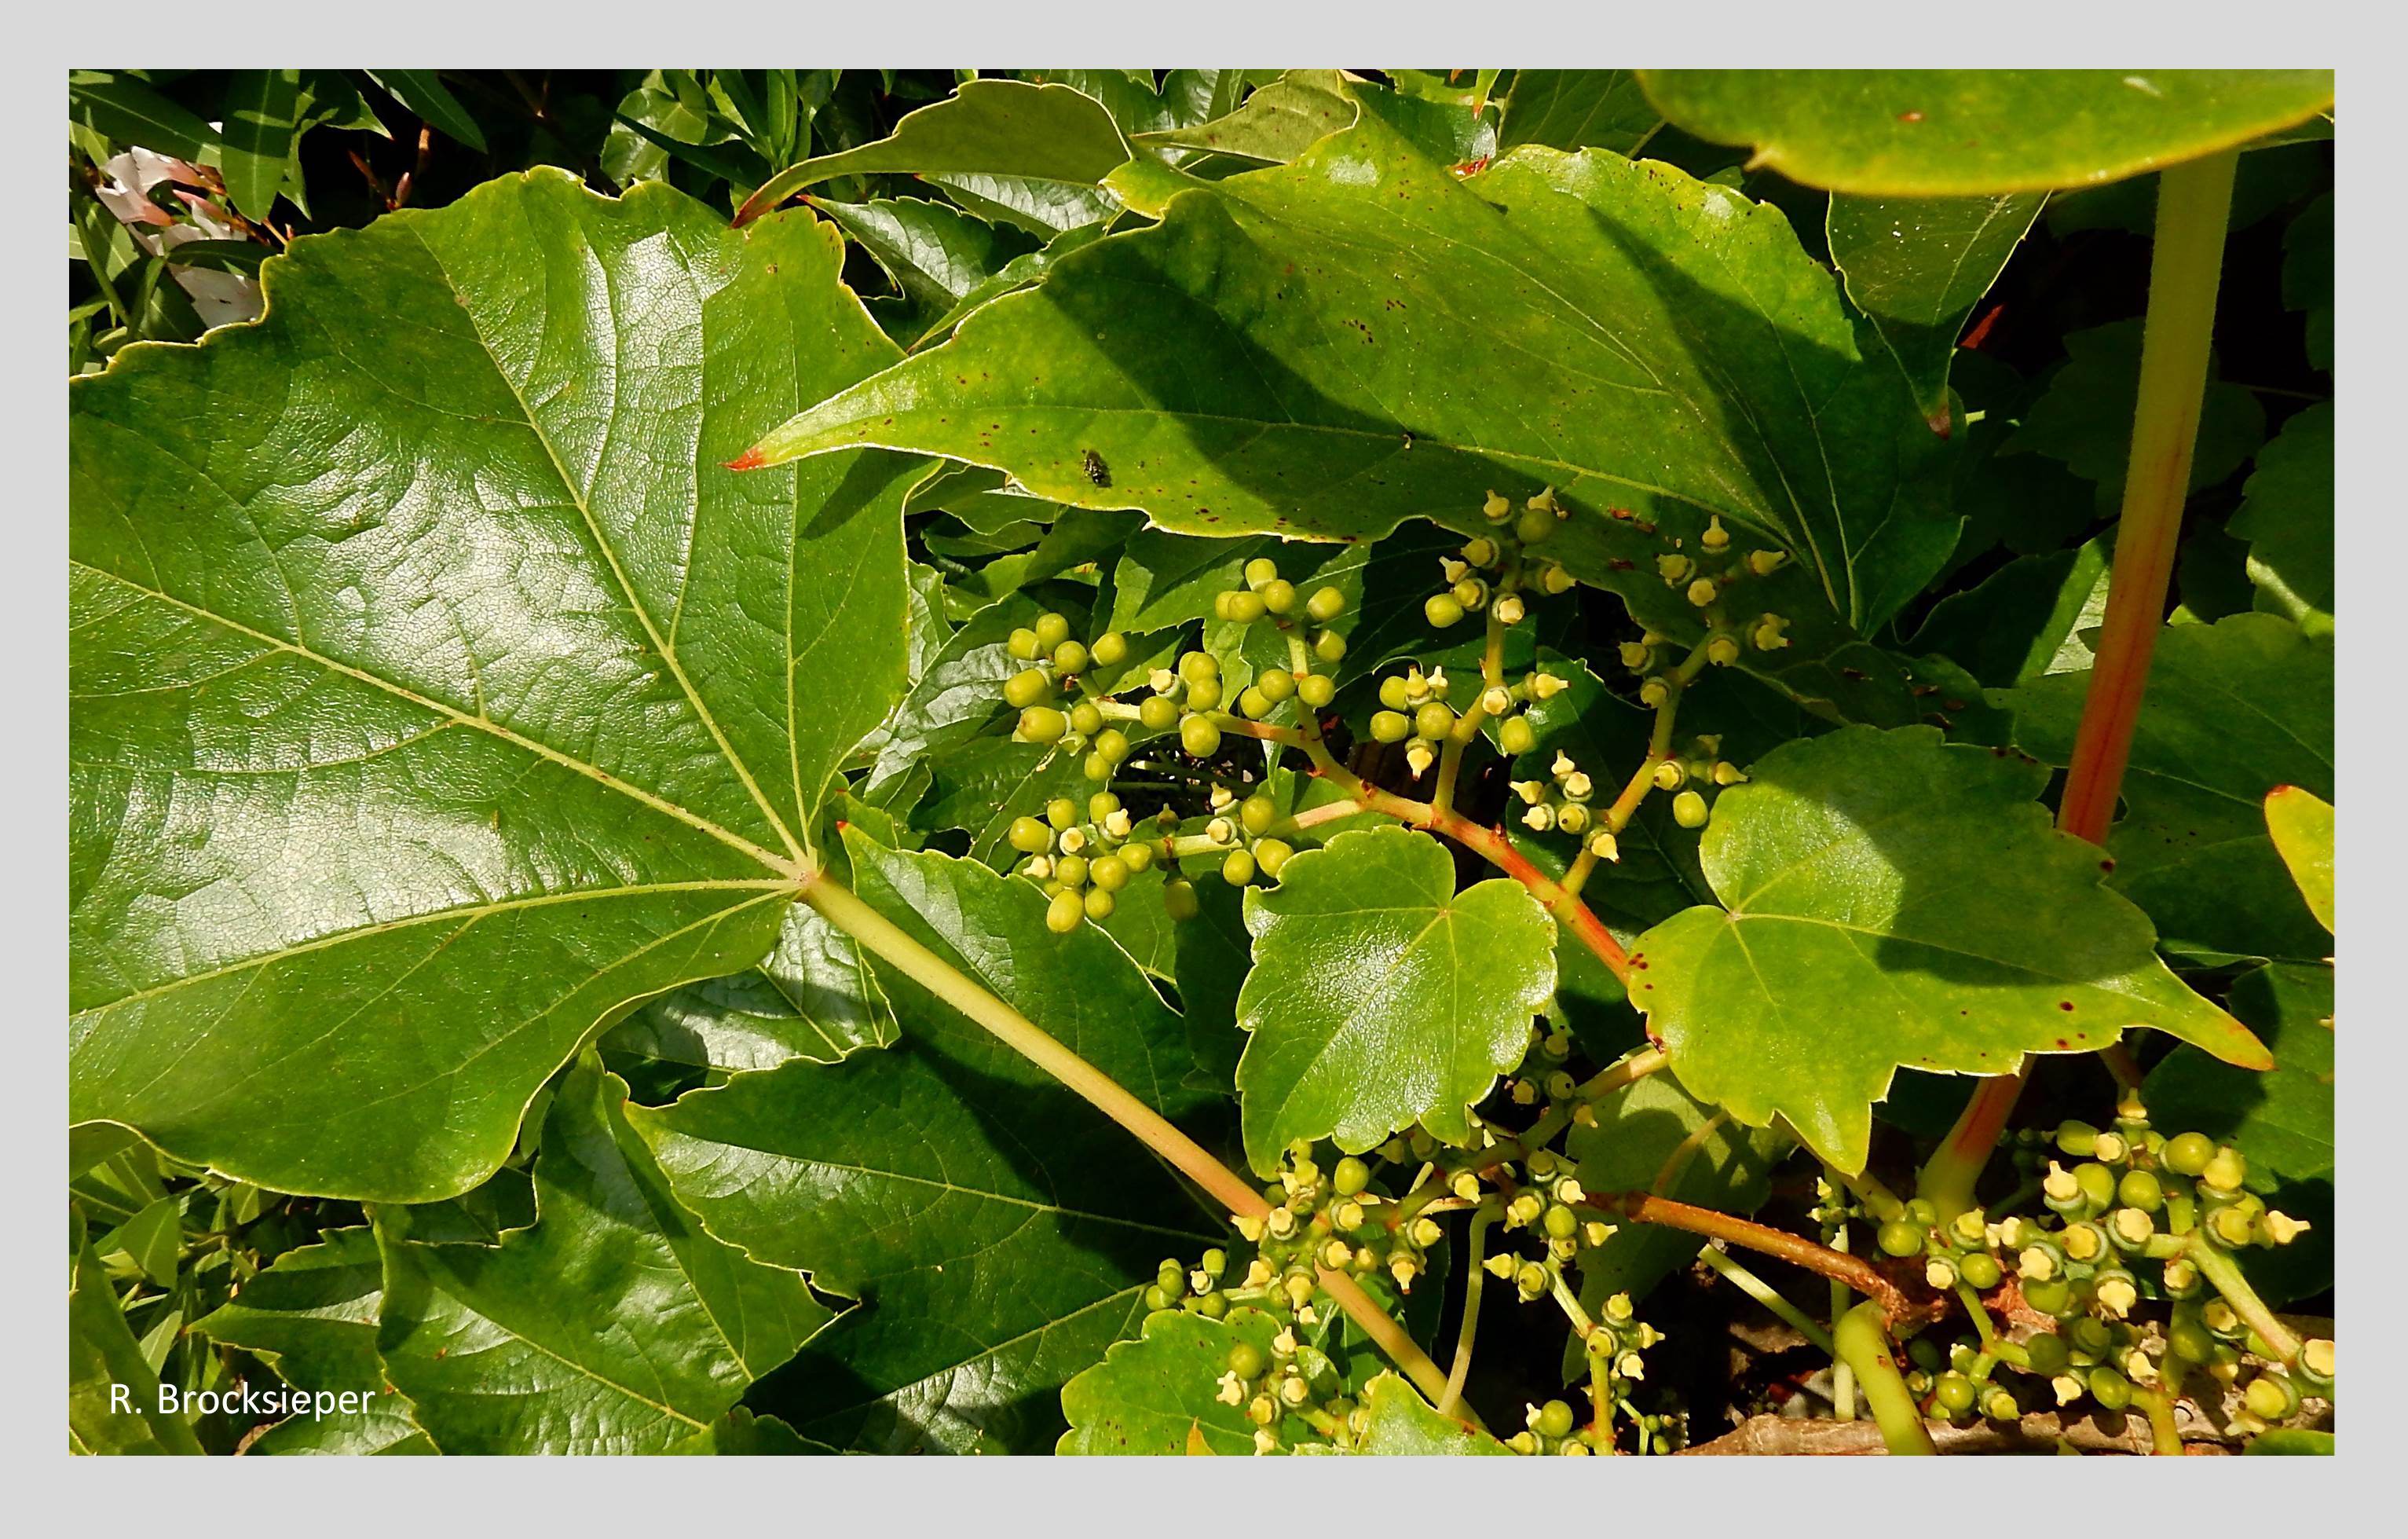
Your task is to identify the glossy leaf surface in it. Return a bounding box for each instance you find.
[378,1061,833,1453]
[1631,727,2266,1171]
[633,835,1217,1453]
[1236,826,1555,1172]
[1056,1307,1286,1454]
[69,171,917,1200]
[2265,786,2335,936]
[1828,193,2042,423]
[1638,70,2333,195]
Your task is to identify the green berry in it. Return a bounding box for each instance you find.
[1091,854,1130,892]
[1019,706,1067,743]
[1958,1251,2002,1291]
[1007,816,1053,855]
[1332,1156,1371,1196]
[2162,1131,2215,1177]
[1934,1373,1976,1415]
[1543,1205,1579,1240]
[2087,1366,2131,1413]
[1515,507,1558,546]
[1045,797,1079,830]
[1055,854,1088,889]
[1003,669,1053,709]
[1034,612,1072,650]
[1498,716,1537,756]
[1313,630,1347,664]
[1299,673,1337,709]
[1877,1220,1923,1259]
[1534,1400,1576,1439]
[1239,794,1277,837]
[1238,686,1272,719]
[2023,1332,2070,1376]
[1046,889,1085,934]
[1371,710,1411,743]
[2022,1278,2073,1317]
[1084,887,1116,922]
[2117,1169,2163,1213]
[1093,728,1129,764]
[1671,790,1709,828]
[1179,650,1219,684]
[1187,678,1223,712]
[1905,1200,1939,1227]
[1261,579,1297,615]
[1223,849,1257,886]
[1006,627,1042,661]
[1224,591,1268,623]
[1254,839,1294,878]
[1139,694,1180,731]
[1163,878,1200,922]
[1182,716,1223,757]
[1257,669,1296,704]
[1243,556,1279,590]
[1090,632,1129,668]
[1228,1343,1265,1380]
[1378,676,1413,711]
[2074,1162,2117,1211]
[1414,702,1455,740]
[1052,639,1089,675]
[1122,842,1155,874]
[2055,1119,2099,1157]
[1425,593,1465,628]
[1307,587,1345,622]
[1068,702,1104,738]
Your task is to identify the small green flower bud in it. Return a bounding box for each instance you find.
[1006,627,1042,661]
[1705,636,1740,667]
[1254,839,1294,878]
[1138,694,1180,732]
[1312,629,1347,664]
[1370,709,1411,743]
[1222,849,1257,886]
[1498,715,1537,756]
[1515,506,1559,546]
[1008,816,1054,855]
[1046,889,1085,934]
[1299,673,1336,708]
[1181,715,1223,757]
[1068,701,1104,738]
[1671,790,1708,828]
[1034,612,1072,650]
[1652,760,1685,790]
[1261,579,1297,615]
[2162,1130,2215,1176]
[1089,632,1129,668]
[1425,592,1466,628]
[1958,1251,2003,1291]
[1003,668,1054,709]
[1018,705,1068,743]
[1414,702,1455,741]
[1657,553,1693,583]
[1224,590,1268,624]
[1306,585,1346,622]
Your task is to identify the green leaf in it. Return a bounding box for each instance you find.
[2013,614,2333,964]
[745,104,1960,662]
[68,71,222,161]
[377,1061,834,1453]
[1568,1064,1788,1310]
[606,900,898,1078]
[1828,193,2042,426]
[1235,826,1556,1172]
[1174,873,1254,1090]
[2264,787,2335,936]
[862,589,1092,791]
[1636,70,2333,196]
[191,1226,397,1401]
[71,1233,204,1455]
[1499,70,1661,156]
[1630,725,2267,1173]
[1354,1373,1512,1454]
[1136,70,1357,163]
[70,172,919,1200]
[630,834,1217,1453]
[2246,1428,2337,1456]
[1057,1306,1287,1454]
[916,738,1090,868]
[2284,192,2333,372]
[2007,321,2266,513]
[2143,962,2332,1303]
[2229,403,2333,634]
[667,1408,835,1454]
[811,195,1021,315]
[1907,538,2111,689]
[218,71,303,222]
[365,70,488,152]
[738,79,1131,231]
[250,1405,436,1456]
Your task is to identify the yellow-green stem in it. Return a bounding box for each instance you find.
[802,874,1464,1413]
[1832,1301,1937,1456]
[1440,1204,1499,1417]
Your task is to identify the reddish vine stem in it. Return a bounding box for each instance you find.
[1583,1190,1931,1327]
[1920,149,2241,1220]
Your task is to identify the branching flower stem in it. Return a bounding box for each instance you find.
[1584,1189,1921,1325]
[800,873,1467,1416]
[1920,148,2241,1223]
[1833,1301,1938,1456]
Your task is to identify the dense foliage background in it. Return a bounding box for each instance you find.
[68,68,2333,1457]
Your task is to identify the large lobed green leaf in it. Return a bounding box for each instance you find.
[1827,192,2043,425]
[69,170,919,1201]
[1638,70,2333,196]
[2013,613,2333,964]
[376,1061,833,1453]
[1631,726,2267,1172]
[1236,827,1556,1173]
[744,97,1963,688]
[631,834,1219,1453]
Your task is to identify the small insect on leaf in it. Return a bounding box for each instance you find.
[1081,449,1111,487]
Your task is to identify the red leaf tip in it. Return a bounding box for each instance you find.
[723,447,769,472]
